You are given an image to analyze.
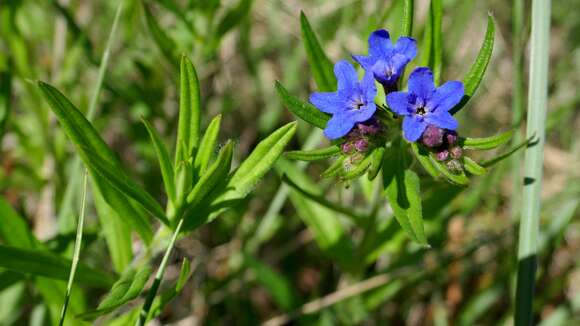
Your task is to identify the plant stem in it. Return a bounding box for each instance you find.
[58,171,89,326]
[515,0,551,325]
[510,0,525,220]
[136,218,185,326]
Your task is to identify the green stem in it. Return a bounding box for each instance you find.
[515,0,551,325]
[58,171,89,326]
[136,218,185,325]
[510,0,525,220]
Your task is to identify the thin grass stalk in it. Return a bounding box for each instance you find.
[58,171,89,326]
[57,0,124,228]
[136,218,185,326]
[510,0,525,220]
[515,0,551,325]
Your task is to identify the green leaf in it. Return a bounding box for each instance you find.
[215,122,297,204]
[0,245,113,287]
[148,259,193,320]
[143,2,178,66]
[382,145,428,246]
[321,156,345,178]
[341,153,374,181]
[463,157,487,175]
[37,81,155,238]
[410,143,440,178]
[244,254,298,310]
[142,118,176,204]
[275,81,329,129]
[285,146,340,161]
[481,136,532,168]
[216,0,254,38]
[300,11,336,92]
[0,197,39,248]
[79,146,169,226]
[175,55,202,164]
[92,185,133,272]
[367,147,386,181]
[401,0,414,36]
[451,14,495,114]
[78,266,152,320]
[461,129,513,150]
[186,141,233,208]
[429,156,470,186]
[194,114,222,175]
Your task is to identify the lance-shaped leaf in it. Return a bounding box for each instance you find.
[0,245,113,287]
[321,156,345,178]
[215,122,297,204]
[451,14,495,114]
[300,11,336,91]
[481,136,533,168]
[463,157,487,175]
[382,145,428,246]
[186,141,233,208]
[216,0,254,39]
[244,254,298,310]
[143,118,176,204]
[410,143,440,178]
[143,2,178,66]
[429,156,470,186]
[77,266,152,320]
[461,129,513,150]
[341,152,374,181]
[37,81,164,229]
[194,114,222,175]
[175,55,202,164]
[368,147,386,181]
[285,145,340,161]
[275,82,329,129]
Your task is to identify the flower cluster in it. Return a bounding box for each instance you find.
[309,29,465,149]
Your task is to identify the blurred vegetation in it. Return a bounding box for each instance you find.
[0,0,578,325]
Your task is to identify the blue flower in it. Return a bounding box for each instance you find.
[386,67,464,142]
[353,29,417,88]
[310,60,377,140]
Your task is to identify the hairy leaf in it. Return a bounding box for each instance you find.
[176,55,202,164]
[275,82,329,129]
[194,114,222,175]
[143,118,176,204]
[285,145,340,161]
[461,129,513,150]
[300,11,336,91]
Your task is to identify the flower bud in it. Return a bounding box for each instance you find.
[446,159,463,173]
[449,146,463,159]
[422,125,444,148]
[354,139,369,152]
[445,131,458,145]
[436,150,449,161]
[341,142,354,154]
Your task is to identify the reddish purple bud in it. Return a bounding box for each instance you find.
[357,120,380,135]
[341,142,354,154]
[446,131,458,145]
[436,150,449,161]
[450,146,463,159]
[354,139,369,152]
[422,125,444,147]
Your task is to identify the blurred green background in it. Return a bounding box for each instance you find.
[0,0,578,325]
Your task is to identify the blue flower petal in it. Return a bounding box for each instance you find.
[345,102,376,123]
[386,91,410,116]
[324,114,356,139]
[427,81,464,112]
[408,67,436,100]
[425,111,458,130]
[334,60,358,91]
[309,92,345,114]
[394,37,417,61]
[368,29,393,57]
[361,72,377,101]
[402,116,428,142]
[352,55,376,71]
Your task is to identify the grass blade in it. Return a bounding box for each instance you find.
[300,11,336,92]
[58,171,89,326]
[515,1,551,324]
[401,0,414,36]
[431,0,443,84]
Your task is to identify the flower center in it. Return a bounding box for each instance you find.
[416,106,427,116]
[350,95,365,110]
